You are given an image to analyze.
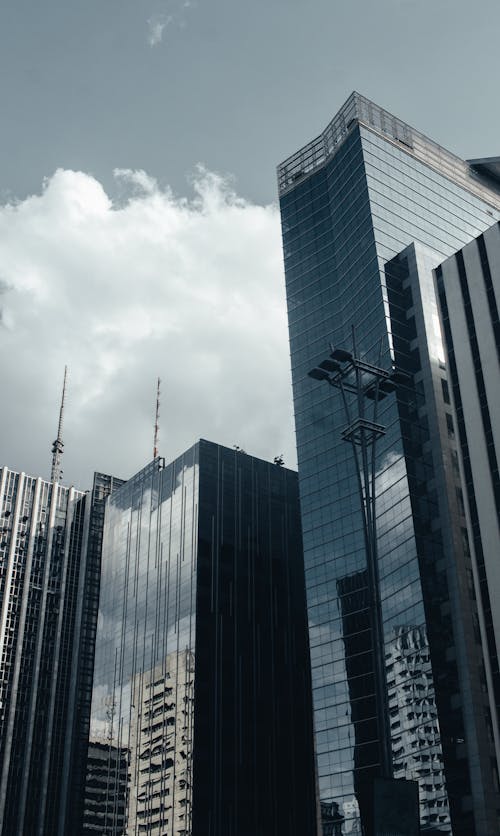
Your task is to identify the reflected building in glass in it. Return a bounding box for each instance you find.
[87,440,317,836]
[386,625,451,831]
[0,467,119,836]
[277,92,500,835]
[83,741,129,834]
[127,649,194,835]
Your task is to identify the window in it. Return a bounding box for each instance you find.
[441,379,450,405]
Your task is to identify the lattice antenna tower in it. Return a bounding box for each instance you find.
[153,377,161,459]
[51,366,68,483]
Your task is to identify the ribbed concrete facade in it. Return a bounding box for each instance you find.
[0,468,118,836]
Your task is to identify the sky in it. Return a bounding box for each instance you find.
[1,0,500,487]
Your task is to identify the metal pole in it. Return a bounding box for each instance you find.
[367,371,393,780]
[312,347,395,781]
[334,368,392,779]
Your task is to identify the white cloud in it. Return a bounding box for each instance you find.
[0,167,295,489]
[147,0,195,46]
[113,167,159,195]
[147,14,172,46]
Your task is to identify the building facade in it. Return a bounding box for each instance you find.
[87,440,316,836]
[68,472,126,832]
[277,92,500,835]
[436,220,500,728]
[0,468,119,836]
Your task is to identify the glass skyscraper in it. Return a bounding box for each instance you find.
[277,92,500,835]
[87,440,316,836]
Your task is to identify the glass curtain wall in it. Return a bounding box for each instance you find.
[89,450,198,836]
[279,103,500,835]
[88,440,317,836]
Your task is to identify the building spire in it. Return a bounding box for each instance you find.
[153,377,160,459]
[51,366,67,483]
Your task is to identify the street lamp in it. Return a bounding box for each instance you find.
[308,343,409,782]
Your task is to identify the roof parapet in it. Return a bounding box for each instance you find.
[277,92,500,212]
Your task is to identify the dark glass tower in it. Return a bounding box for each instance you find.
[278,92,500,835]
[87,440,316,836]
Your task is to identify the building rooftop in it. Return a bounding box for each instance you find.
[277,91,500,211]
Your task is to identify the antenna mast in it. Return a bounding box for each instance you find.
[51,366,67,483]
[153,377,161,459]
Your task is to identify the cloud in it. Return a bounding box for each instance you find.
[0,167,295,489]
[147,0,195,46]
[147,14,173,46]
[113,167,159,195]
[0,277,12,329]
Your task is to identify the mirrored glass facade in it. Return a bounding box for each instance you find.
[278,92,500,835]
[88,440,316,836]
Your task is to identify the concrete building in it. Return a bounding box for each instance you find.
[0,468,120,835]
[436,220,500,729]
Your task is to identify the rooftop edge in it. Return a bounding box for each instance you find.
[277,92,500,211]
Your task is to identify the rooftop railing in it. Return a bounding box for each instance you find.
[277,92,500,211]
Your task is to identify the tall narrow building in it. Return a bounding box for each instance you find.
[87,440,317,836]
[0,468,121,836]
[436,220,500,724]
[277,92,500,835]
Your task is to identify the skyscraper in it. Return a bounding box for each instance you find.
[277,92,500,835]
[87,440,316,836]
[0,468,120,836]
[436,220,500,724]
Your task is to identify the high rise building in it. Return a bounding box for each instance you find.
[87,440,316,836]
[436,220,500,723]
[277,92,500,835]
[68,472,125,832]
[0,468,121,836]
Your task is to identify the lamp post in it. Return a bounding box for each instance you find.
[308,343,409,782]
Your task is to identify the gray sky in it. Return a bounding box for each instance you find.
[1,0,500,487]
